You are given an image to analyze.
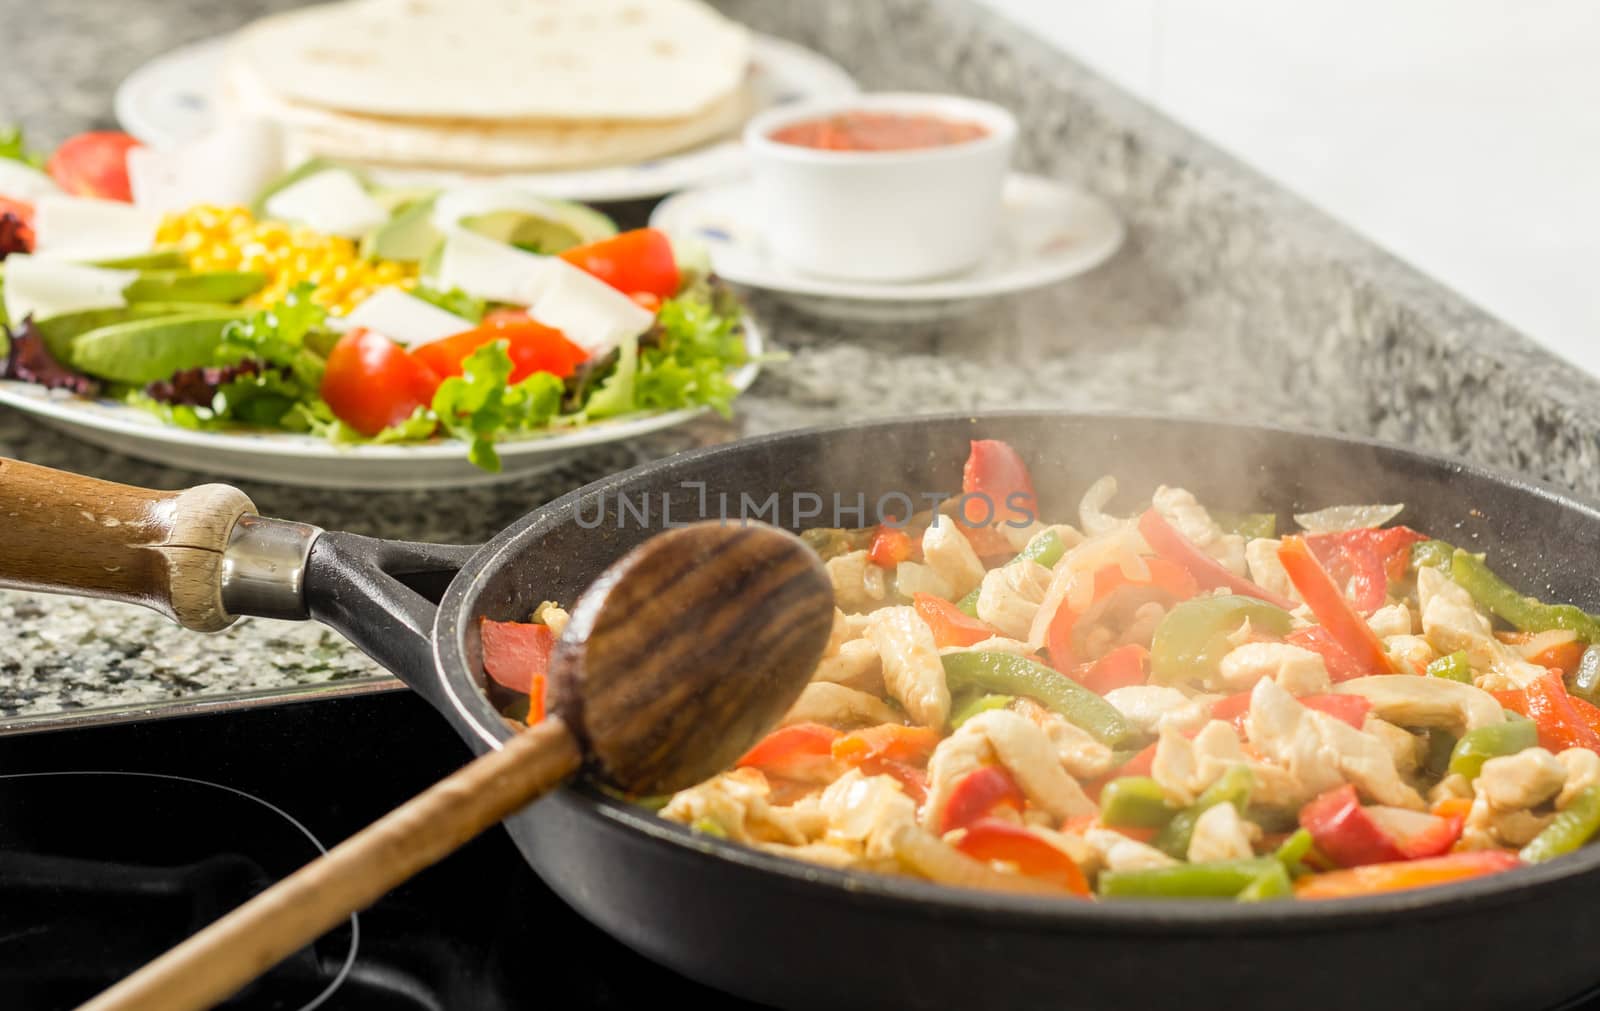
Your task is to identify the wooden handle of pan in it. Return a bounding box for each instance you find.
[0,457,254,631]
[80,717,585,1011]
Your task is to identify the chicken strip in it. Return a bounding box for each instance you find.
[923,710,1096,829]
[662,769,826,845]
[1085,827,1178,873]
[1187,803,1259,863]
[921,515,988,599]
[1245,538,1300,604]
[827,550,889,614]
[782,682,902,729]
[1152,485,1247,576]
[1332,675,1505,735]
[1417,567,1545,688]
[812,638,885,694]
[1215,642,1331,696]
[816,769,920,861]
[975,559,1053,641]
[865,606,950,727]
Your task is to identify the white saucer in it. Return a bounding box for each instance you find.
[649,173,1125,322]
[115,35,857,204]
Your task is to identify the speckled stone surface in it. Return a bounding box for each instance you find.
[1,0,1592,720]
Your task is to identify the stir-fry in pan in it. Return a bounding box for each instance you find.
[485,439,1600,902]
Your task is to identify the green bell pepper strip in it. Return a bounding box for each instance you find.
[1273,827,1316,877]
[954,528,1068,617]
[1451,550,1600,643]
[1520,784,1600,864]
[1150,595,1295,685]
[940,652,1135,746]
[1410,539,1456,572]
[1098,857,1281,899]
[1235,861,1293,902]
[1448,719,1539,781]
[1153,764,1255,859]
[1100,777,1178,829]
[950,693,1014,729]
[1426,650,1475,684]
[1211,511,1277,540]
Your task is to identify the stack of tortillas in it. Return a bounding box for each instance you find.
[219,0,754,173]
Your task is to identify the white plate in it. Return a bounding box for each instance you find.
[115,35,856,204]
[0,318,763,490]
[650,174,1126,322]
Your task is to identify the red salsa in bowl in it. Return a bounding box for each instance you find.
[768,110,990,152]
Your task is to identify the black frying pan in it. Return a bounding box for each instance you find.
[5,411,1599,1011]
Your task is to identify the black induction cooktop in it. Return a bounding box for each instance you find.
[3,687,1598,1011]
[0,686,759,1010]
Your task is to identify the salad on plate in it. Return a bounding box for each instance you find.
[0,128,751,472]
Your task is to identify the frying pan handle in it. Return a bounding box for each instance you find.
[301,531,479,708]
[0,457,256,632]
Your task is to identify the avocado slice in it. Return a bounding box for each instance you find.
[35,302,225,363]
[361,195,441,262]
[92,249,188,271]
[459,198,615,254]
[250,157,368,216]
[124,270,266,304]
[71,309,247,385]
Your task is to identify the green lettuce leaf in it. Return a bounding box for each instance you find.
[217,283,331,393]
[0,126,45,169]
[431,340,563,471]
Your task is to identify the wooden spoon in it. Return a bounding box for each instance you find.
[79,522,834,1011]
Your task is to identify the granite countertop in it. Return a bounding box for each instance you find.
[2,0,1593,722]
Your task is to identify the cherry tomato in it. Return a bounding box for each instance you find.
[46,131,141,201]
[412,320,588,383]
[320,328,442,437]
[559,228,680,298]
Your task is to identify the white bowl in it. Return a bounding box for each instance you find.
[742,93,1017,283]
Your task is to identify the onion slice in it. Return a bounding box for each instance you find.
[1293,503,1404,533]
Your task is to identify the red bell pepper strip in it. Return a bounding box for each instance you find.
[1138,510,1296,610]
[1306,533,1387,615]
[1299,784,1462,868]
[0,196,35,252]
[954,818,1091,896]
[737,723,842,783]
[868,525,916,568]
[1047,557,1199,671]
[960,439,1038,530]
[1523,672,1600,752]
[479,618,553,696]
[1076,644,1150,695]
[1284,626,1369,682]
[914,593,1002,648]
[1212,692,1371,732]
[1569,695,1600,739]
[940,765,1027,833]
[1294,850,1519,899]
[1278,536,1395,675]
[1531,639,1586,675]
[832,723,941,767]
[1307,527,1429,611]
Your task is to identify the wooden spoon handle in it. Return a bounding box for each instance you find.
[79,718,584,1011]
[0,457,254,631]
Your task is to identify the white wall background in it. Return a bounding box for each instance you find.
[979,0,1600,373]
